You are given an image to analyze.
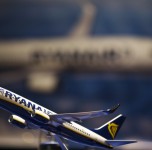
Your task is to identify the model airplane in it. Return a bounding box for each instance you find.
[0,87,136,149]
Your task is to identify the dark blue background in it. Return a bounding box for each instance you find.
[0,0,151,39]
[0,0,151,147]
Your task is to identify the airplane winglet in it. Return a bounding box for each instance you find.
[109,104,120,113]
[108,103,120,113]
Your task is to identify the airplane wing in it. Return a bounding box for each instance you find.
[50,104,120,123]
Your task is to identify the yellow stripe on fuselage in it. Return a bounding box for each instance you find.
[0,87,55,116]
[0,94,32,112]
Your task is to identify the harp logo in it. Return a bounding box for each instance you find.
[108,123,118,139]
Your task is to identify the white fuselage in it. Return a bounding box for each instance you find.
[0,37,152,72]
[0,87,110,148]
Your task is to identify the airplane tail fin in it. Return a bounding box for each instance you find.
[91,114,126,140]
[106,140,137,147]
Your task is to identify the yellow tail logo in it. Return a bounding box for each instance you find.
[108,123,118,139]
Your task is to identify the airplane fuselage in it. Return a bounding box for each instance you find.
[0,37,152,72]
[0,87,111,149]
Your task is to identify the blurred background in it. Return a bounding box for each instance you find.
[0,0,152,149]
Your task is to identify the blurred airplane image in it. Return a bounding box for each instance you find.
[0,2,151,93]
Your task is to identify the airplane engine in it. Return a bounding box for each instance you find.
[31,109,50,123]
[8,115,27,128]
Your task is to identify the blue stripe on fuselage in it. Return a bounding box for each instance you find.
[0,98,58,132]
[0,88,53,115]
[54,125,110,149]
[0,98,43,126]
